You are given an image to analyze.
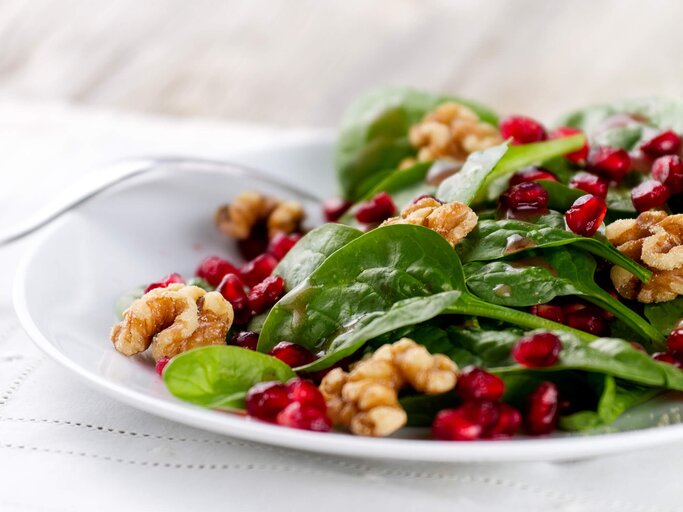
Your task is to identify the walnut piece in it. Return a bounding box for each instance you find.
[381,197,477,246]
[214,191,304,240]
[111,284,234,361]
[606,212,683,303]
[320,338,458,437]
[405,102,502,166]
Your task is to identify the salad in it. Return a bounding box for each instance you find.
[111,88,683,441]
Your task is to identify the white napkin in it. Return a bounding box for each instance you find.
[0,99,676,512]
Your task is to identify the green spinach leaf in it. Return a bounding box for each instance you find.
[644,298,683,336]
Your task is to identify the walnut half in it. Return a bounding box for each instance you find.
[111,284,234,361]
[320,339,459,437]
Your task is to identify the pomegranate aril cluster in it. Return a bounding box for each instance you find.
[651,328,683,368]
[529,300,610,336]
[245,378,331,432]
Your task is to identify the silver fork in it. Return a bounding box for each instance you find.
[0,157,324,247]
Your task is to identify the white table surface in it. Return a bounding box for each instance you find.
[0,99,679,512]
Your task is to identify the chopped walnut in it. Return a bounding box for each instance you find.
[606,212,683,303]
[381,197,477,246]
[320,338,459,437]
[111,284,234,361]
[214,191,304,240]
[406,102,502,166]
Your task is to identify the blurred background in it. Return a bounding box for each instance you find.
[1,0,682,127]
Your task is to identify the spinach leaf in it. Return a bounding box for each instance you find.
[163,346,295,410]
[537,179,585,211]
[259,225,593,371]
[463,249,664,347]
[274,223,362,292]
[335,87,498,201]
[644,298,683,336]
[457,218,651,282]
[400,391,459,427]
[436,135,585,206]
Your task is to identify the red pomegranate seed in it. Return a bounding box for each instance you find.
[456,367,505,401]
[286,378,327,411]
[509,166,558,186]
[641,130,682,158]
[248,275,285,314]
[565,194,607,237]
[561,301,590,315]
[246,381,292,422]
[512,332,562,368]
[631,179,670,212]
[565,309,608,336]
[652,155,683,195]
[231,331,259,351]
[269,342,317,368]
[355,192,396,224]
[432,408,483,441]
[276,402,332,432]
[240,253,278,287]
[217,273,252,324]
[268,233,302,261]
[461,400,500,435]
[529,304,565,324]
[145,273,184,293]
[196,256,240,287]
[488,403,522,438]
[652,352,683,368]
[549,126,589,164]
[569,172,609,199]
[499,115,547,145]
[500,182,549,213]
[588,146,631,182]
[525,381,559,436]
[155,356,171,376]
[237,229,269,261]
[666,328,683,353]
[323,198,352,222]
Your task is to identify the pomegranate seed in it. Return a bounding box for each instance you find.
[549,126,589,164]
[509,166,558,186]
[666,328,683,353]
[561,301,590,315]
[641,130,682,158]
[488,403,522,438]
[569,172,609,199]
[231,331,259,351]
[217,273,252,324]
[145,273,184,293]
[512,332,562,368]
[432,408,483,441]
[248,275,285,314]
[240,253,278,287]
[460,400,500,435]
[652,155,683,195]
[565,310,609,336]
[269,342,316,367]
[652,352,683,368]
[588,146,631,182]
[412,194,442,204]
[276,402,332,432]
[601,291,619,320]
[525,381,559,436]
[323,198,352,222]
[456,367,505,401]
[196,256,239,287]
[268,233,302,261]
[529,304,565,324]
[500,182,549,213]
[355,192,396,224]
[565,194,607,237]
[631,179,670,212]
[237,229,269,261]
[499,115,547,145]
[246,381,292,422]
[155,356,171,376]
[286,378,327,411]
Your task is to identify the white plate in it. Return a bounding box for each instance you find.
[14,137,683,462]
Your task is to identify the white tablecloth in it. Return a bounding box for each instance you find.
[0,99,677,512]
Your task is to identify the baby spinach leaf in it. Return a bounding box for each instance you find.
[274,223,362,292]
[644,298,683,336]
[457,218,651,282]
[537,179,585,212]
[335,87,498,201]
[400,391,459,427]
[463,249,664,347]
[163,346,295,410]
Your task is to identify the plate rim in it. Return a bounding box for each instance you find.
[13,148,683,463]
